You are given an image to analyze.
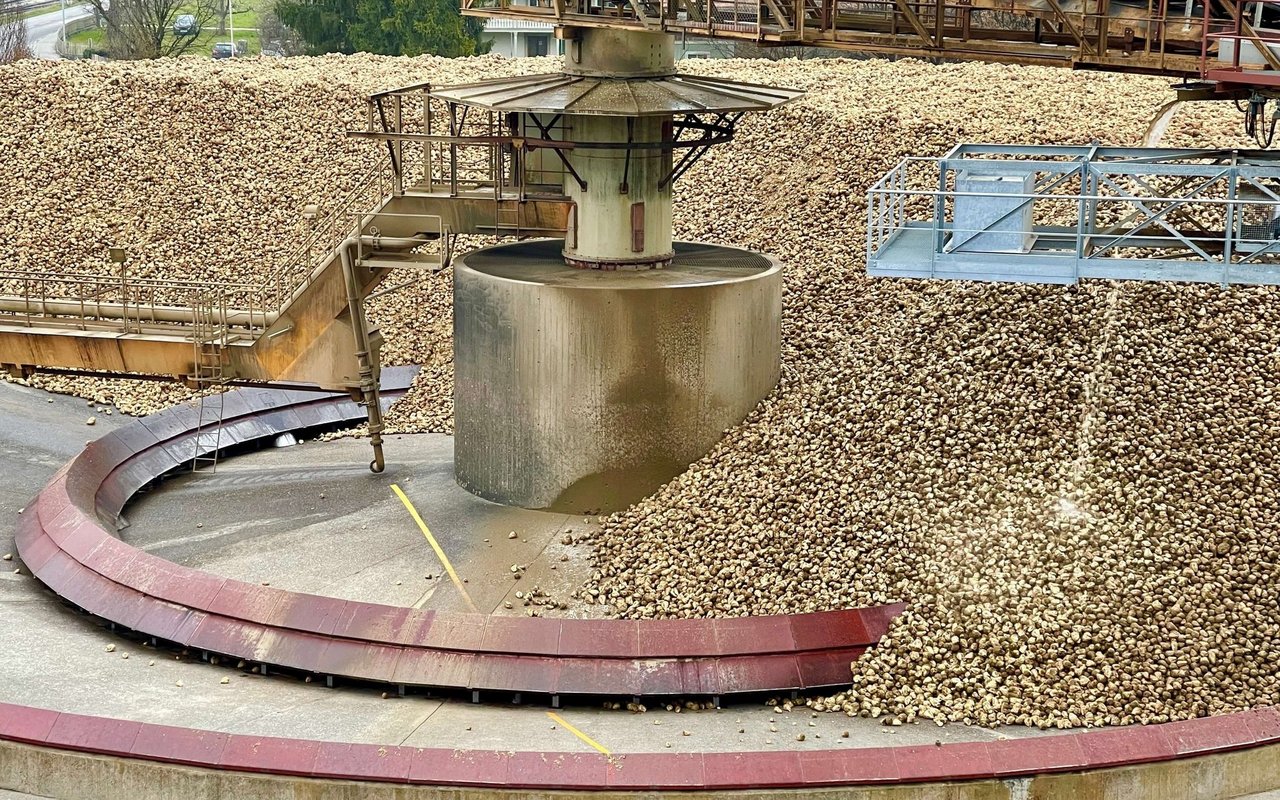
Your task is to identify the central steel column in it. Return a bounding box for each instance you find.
[561,30,675,269]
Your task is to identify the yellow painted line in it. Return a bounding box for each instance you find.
[547,712,612,757]
[391,483,479,613]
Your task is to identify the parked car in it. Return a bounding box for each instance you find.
[211,42,235,59]
[173,14,198,36]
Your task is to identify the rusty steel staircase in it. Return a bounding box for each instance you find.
[0,158,442,471]
[0,84,577,394]
[0,159,451,391]
[0,84,577,472]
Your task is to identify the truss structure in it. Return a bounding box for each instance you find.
[867,143,1280,286]
[465,0,1280,91]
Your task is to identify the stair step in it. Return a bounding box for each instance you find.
[358,254,446,271]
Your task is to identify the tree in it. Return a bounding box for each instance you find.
[258,5,308,54]
[0,0,33,63]
[275,0,357,52]
[276,0,489,56]
[82,0,220,59]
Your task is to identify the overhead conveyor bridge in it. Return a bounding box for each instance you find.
[466,0,1280,94]
[866,143,1280,285]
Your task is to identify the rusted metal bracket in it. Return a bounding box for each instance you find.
[1040,0,1097,55]
[373,96,402,181]
[528,113,588,191]
[1218,0,1280,73]
[763,0,797,31]
[658,112,741,190]
[891,0,939,48]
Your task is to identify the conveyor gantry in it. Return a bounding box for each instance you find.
[464,0,1280,96]
[866,143,1280,286]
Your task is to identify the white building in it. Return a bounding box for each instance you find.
[480,17,716,58]
[481,18,561,58]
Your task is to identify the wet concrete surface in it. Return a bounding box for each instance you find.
[121,433,601,615]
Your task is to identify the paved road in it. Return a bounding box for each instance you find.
[22,4,93,60]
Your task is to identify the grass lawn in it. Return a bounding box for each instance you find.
[18,1,61,20]
[66,24,104,50]
[185,0,265,56]
[17,0,90,29]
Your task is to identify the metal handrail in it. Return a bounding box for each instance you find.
[866,153,1280,286]
[262,156,395,311]
[0,157,400,342]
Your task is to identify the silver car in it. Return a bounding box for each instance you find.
[173,14,198,36]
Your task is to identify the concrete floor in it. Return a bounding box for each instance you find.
[121,434,602,616]
[0,379,1143,768]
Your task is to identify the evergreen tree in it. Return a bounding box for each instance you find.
[276,0,488,56]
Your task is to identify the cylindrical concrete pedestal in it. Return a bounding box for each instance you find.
[453,239,782,513]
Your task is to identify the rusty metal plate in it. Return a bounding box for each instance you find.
[798,748,900,785]
[131,724,231,767]
[17,530,61,573]
[252,407,306,436]
[34,549,91,595]
[313,632,399,675]
[138,405,201,446]
[121,553,192,599]
[713,654,802,694]
[714,615,796,656]
[290,402,345,431]
[220,735,321,776]
[252,628,336,673]
[329,603,431,646]
[634,659,684,696]
[33,480,75,530]
[507,751,610,789]
[469,654,560,694]
[313,638,402,683]
[104,423,163,455]
[705,751,804,789]
[205,581,287,625]
[153,571,227,612]
[57,521,107,562]
[406,748,510,786]
[80,537,142,583]
[557,619,637,658]
[313,742,415,782]
[275,593,349,637]
[789,609,870,651]
[419,612,487,652]
[217,416,276,447]
[635,618,717,658]
[796,648,864,689]
[186,615,268,661]
[134,601,199,642]
[0,703,61,744]
[391,648,475,690]
[607,753,706,789]
[480,616,562,656]
[45,713,143,757]
[859,602,907,641]
[99,460,159,514]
